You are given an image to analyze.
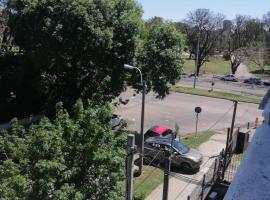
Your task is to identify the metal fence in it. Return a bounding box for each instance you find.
[187,158,220,200]
[187,124,249,200]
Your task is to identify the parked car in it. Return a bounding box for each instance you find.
[111,114,123,129]
[244,77,262,85]
[263,80,270,86]
[144,125,173,140]
[144,137,203,172]
[220,74,238,82]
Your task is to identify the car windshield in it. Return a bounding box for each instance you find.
[172,140,189,154]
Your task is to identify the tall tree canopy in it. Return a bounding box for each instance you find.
[0,0,184,119]
[184,9,224,75]
[224,16,266,73]
[138,22,184,97]
[7,0,144,112]
[0,99,127,199]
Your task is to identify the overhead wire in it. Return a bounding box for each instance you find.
[133,149,163,192]
[203,103,234,132]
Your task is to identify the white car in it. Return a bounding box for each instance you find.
[220,74,238,82]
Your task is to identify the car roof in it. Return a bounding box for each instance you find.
[149,125,169,135]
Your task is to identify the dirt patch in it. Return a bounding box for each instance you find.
[234,64,254,80]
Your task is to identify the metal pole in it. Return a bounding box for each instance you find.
[201,174,206,200]
[193,36,200,88]
[162,133,174,200]
[195,113,199,137]
[138,81,146,176]
[230,101,238,140]
[222,128,230,180]
[162,152,171,200]
[212,159,217,182]
[126,134,135,200]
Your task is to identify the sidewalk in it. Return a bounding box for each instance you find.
[146,132,227,200]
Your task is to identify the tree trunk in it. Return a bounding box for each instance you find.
[196,58,203,76]
[231,61,241,74]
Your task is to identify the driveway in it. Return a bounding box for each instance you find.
[115,90,262,136]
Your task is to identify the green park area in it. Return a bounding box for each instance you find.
[183,57,231,75]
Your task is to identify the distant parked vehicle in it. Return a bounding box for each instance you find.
[111,114,123,129]
[144,137,203,172]
[220,74,238,82]
[144,125,174,140]
[263,80,270,86]
[244,77,262,85]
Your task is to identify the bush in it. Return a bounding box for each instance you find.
[0,99,127,199]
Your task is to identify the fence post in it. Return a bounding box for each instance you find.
[217,149,224,181]
[187,195,190,200]
[222,128,230,180]
[126,134,135,200]
[201,174,206,200]
[247,122,250,129]
[212,159,217,183]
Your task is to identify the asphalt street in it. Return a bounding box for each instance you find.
[179,76,268,96]
[115,89,262,136]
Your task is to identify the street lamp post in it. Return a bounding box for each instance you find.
[124,64,146,176]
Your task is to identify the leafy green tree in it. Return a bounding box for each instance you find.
[0,100,127,199]
[184,9,225,75]
[3,0,183,118]
[223,16,266,74]
[7,0,143,112]
[137,22,184,98]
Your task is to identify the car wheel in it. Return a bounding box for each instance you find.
[181,162,192,173]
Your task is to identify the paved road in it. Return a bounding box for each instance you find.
[115,90,262,135]
[179,76,267,96]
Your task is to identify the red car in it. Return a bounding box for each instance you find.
[144,125,174,139]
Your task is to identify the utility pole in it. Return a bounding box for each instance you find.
[162,153,171,200]
[162,134,175,200]
[123,64,146,177]
[193,35,200,88]
[126,134,136,200]
[138,81,146,176]
[230,101,238,140]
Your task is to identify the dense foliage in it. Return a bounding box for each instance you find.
[175,9,270,75]
[0,0,184,120]
[0,99,126,199]
[7,0,143,112]
[138,22,184,97]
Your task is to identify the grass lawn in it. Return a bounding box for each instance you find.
[133,131,219,198]
[133,166,163,199]
[245,62,270,79]
[170,85,261,104]
[181,131,217,149]
[183,57,230,75]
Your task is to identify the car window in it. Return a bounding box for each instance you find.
[163,129,173,136]
[172,141,189,154]
[146,130,155,137]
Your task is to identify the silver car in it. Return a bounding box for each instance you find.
[220,74,238,82]
[144,137,203,172]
